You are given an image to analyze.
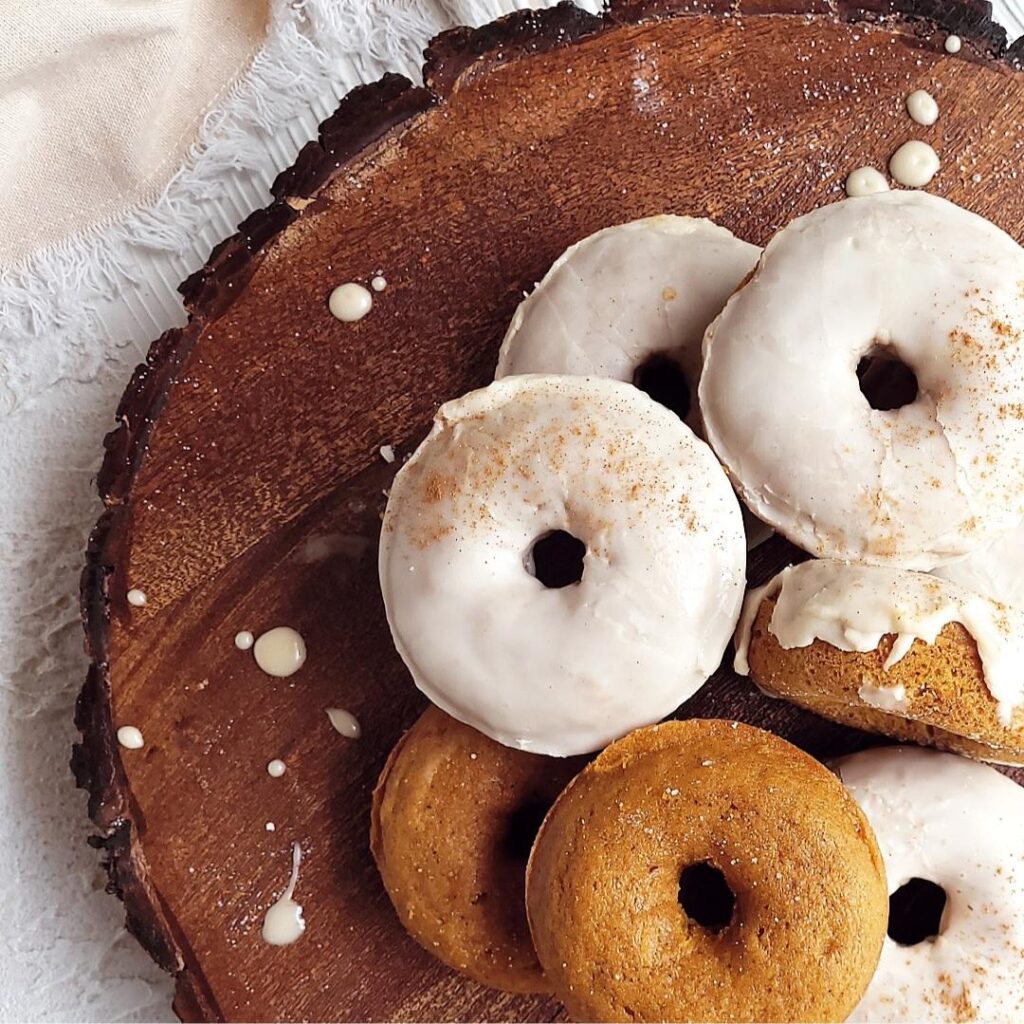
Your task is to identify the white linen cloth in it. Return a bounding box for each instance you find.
[0,0,270,266]
[0,0,1017,1020]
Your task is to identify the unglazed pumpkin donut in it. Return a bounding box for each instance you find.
[700,192,1024,570]
[370,706,583,993]
[379,375,746,757]
[836,746,1024,1023]
[495,216,760,434]
[735,560,1024,763]
[525,720,887,1022]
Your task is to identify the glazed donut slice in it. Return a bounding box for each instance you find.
[700,191,1024,570]
[735,559,1024,763]
[496,216,760,435]
[837,746,1024,1023]
[379,375,746,757]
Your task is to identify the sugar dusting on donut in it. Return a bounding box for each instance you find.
[701,192,1024,570]
[379,375,746,756]
[837,746,1024,1022]
[734,560,1024,724]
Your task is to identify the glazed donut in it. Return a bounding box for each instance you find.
[370,706,583,993]
[495,216,760,434]
[525,720,888,1023]
[735,559,1024,763]
[379,375,745,757]
[836,746,1024,1023]
[700,191,1024,570]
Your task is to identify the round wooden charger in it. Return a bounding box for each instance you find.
[73,1,1024,1020]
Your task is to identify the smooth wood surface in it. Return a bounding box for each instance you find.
[74,3,1024,1021]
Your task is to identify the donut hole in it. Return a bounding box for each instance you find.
[632,354,692,420]
[887,877,947,945]
[678,861,735,932]
[500,797,551,862]
[857,348,919,411]
[527,530,586,589]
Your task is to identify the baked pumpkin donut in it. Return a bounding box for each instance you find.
[700,191,1024,570]
[525,720,887,1022]
[370,706,583,993]
[837,746,1024,1023]
[495,216,760,435]
[736,560,1024,763]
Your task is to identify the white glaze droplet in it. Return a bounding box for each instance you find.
[262,842,305,946]
[379,444,395,464]
[944,34,962,54]
[326,707,361,739]
[328,283,372,322]
[971,172,983,184]
[265,822,276,832]
[858,681,908,714]
[370,275,387,292]
[126,589,147,607]
[845,167,889,197]
[234,630,255,651]
[253,627,307,678]
[117,726,145,749]
[906,89,939,126]
[267,758,286,778]
[889,140,940,188]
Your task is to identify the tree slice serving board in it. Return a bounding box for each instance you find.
[73,2,1024,1020]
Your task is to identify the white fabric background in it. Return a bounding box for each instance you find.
[0,1,1018,1020]
[0,0,269,266]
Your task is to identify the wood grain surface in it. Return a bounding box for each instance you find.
[73,2,1024,1020]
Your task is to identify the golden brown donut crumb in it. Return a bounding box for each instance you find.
[526,719,887,1022]
[370,706,583,993]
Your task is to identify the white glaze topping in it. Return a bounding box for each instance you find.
[857,681,908,714]
[379,444,395,464]
[495,216,760,435]
[701,192,1024,569]
[328,282,372,322]
[253,627,307,678]
[234,630,254,651]
[116,726,144,749]
[262,842,305,946]
[325,707,361,739]
[267,759,286,778]
[944,34,962,54]
[734,559,1024,722]
[837,747,1024,1022]
[889,140,940,188]
[844,166,889,197]
[906,89,939,126]
[370,275,387,292]
[126,588,147,607]
[933,519,1024,608]
[379,375,746,756]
